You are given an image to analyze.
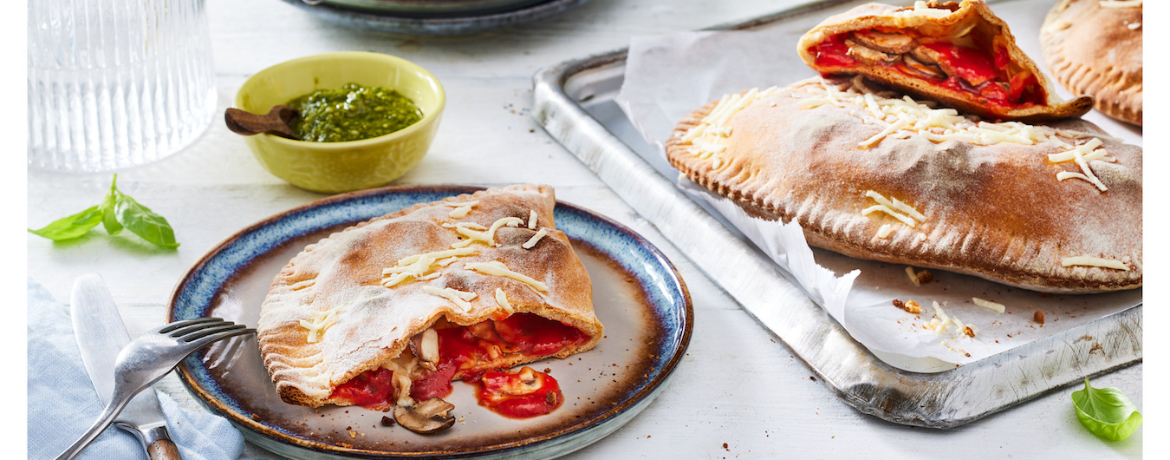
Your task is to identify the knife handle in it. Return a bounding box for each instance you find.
[148,439,182,460]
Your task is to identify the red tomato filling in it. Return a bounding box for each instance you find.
[329,313,589,410]
[808,33,1047,111]
[475,367,564,419]
[329,367,396,409]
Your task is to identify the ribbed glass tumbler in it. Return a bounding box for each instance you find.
[28,0,217,172]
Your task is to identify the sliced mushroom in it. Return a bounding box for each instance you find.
[910,46,942,65]
[845,38,900,66]
[409,328,440,371]
[393,397,456,434]
[903,54,946,79]
[467,321,498,341]
[852,31,917,54]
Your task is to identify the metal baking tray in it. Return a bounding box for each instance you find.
[531,0,1141,428]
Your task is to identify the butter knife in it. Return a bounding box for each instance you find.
[70,274,182,460]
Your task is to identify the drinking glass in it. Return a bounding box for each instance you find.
[28,0,217,172]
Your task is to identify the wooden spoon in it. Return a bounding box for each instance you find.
[224,105,299,140]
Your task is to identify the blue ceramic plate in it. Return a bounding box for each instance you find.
[168,185,692,459]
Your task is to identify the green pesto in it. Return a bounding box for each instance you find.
[288,83,423,143]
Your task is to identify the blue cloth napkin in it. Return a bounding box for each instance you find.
[27,279,245,460]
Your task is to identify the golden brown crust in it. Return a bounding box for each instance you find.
[797,0,1092,122]
[1041,0,1142,125]
[257,184,602,407]
[665,80,1142,293]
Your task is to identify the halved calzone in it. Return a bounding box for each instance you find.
[798,0,1091,122]
[665,77,1141,293]
[258,184,602,416]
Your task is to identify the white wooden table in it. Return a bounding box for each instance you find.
[27,0,1142,458]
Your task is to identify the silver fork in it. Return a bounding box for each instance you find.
[55,318,255,460]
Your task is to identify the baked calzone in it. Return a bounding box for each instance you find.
[1041,0,1143,125]
[258,184,602,427]
[798,0,1091,122]
[665,77,1141,293]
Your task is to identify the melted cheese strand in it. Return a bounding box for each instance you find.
[423,286,477,311]
[862,205,916,227]
[445,200,480,219]
[1099,0,1142,8]
[522,228,549,249]
[451,217,524,248]
[972,297,1006,313]
[300,307,341,343]
[1056,171,1091,182]
[905,267,921,286]
[1061,255,1129,270]
[494,288,515,313]
[383,248,478,287]
[1043,20,1072,34]
[465,261,549,292]
[397,247,477,266]
[865,190,925,222]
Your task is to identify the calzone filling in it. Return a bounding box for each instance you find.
[258,185,604,434]
[808,22,1046,112]
[330,314,586,418]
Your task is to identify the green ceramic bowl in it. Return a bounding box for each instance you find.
[235,52,445,194]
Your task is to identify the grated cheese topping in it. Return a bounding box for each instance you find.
[678,86,793,169]
[445,200,480,219]
[528,210,538,230]
[862,190,926,228]
[446,222,488,231]
[876,224,894,239]
[906,266,921,286]
[800,77,1118,193]
[423,286,478,311]
[300,307,342,343]
[523,228,549,249]
[451,217,524,248]
[383,247,479,287]
[1043,20,1072,33]
[1099,0,1142,8]
[972,297,1006,313]
[1047,138,1114,191]
[1061,255,1129,270]
[465,261,549,292]
[494,288,514,313]
[925,301,974,338]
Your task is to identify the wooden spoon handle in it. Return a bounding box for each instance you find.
[224,105,299,140]
[147,439,182,460]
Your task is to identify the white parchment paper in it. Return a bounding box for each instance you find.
[614,28,1142,367]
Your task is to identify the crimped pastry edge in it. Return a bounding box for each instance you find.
[258,184,603,407]
[664,87,1140,294]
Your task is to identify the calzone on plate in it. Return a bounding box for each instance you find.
[665,76,1141,293]
[258,184,603,415]
[797,0,1091,122]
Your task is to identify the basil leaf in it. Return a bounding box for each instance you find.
[114,194,180,249]
[1072,378,1142,441]
[28,205,103,241]
[99,174,123,235]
